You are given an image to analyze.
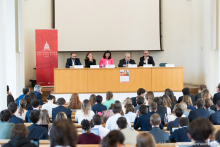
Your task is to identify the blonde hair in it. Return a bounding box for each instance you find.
[145,91,154,105]
[163,95,172,108]
[137,133,156,147]
[18,99,27,116]
[172,103,183,113]
[180,102,187,111]
[56,112,67,120]
[182,95,193,106]
[89,94,96,107]
[82,99,91,116]
[123,97,132,105]
[39,110,50,125]
[201,89,211,99]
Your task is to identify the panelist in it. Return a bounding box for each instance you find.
[118,53,136,67]
[85,52,96,67]
[139,50,155,66]
[65,52,81,68]
[99,50,114,68]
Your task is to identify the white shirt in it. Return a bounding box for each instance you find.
[106,61,108,65]
[167,107,171,115]
[75,110,95,124]
[167,114,186,122]
[144,57,148,64]
[105,114,132,131]
[93,125,110,139]
[14,109,27,120]
[124,112,136,123]
[41,102,58,116]
[72,59,75,66]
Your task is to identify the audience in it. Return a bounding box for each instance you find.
[77,119,101,144]
[179,102,190,117]
[52,98,71,122]
[195,84,207,101]
[154,97,167,125]
[169,117,190,142]
[149,114,169,143]
[131,88,146,107]
[178,87,195,106]
[124,104,136,123]
[137,133,156,147]
[92,95,107,113]
[103,91,115,110]
[210,100,220,125]
[29,91,37,101]
[182,95,195,110]
[68,93,81,111]
[2,124,37,147]
[16,87,29,106]
[134,96,145,112]
[89,94,96,107]
[0,110,14,139]
[14,99,27,120]
[213,84,220,105]
[41,94,57,116]
[27,110,48,139]
[101,130,125,147]
[25,99,40,123]
[102,104,115,123]
[148,102,164,129]
[117,117,139,144]
[204,98,215,117]
[105,105,131,131]
[122,97,132,113]
[8,102,23,124]
[165,88,177,111]
[145,91,154,106]
[7,95,15,107]
[188,98,209,122]
[33,85,43,105]
[166,108,183,132]
[38,110,50,125]
[161,95,172,115]
[24,95,33,110]
[92,114,110,139]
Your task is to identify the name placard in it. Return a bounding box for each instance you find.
[128,64,137,68]
[106,64,115,68]
[74,65,84,68]
[90,65,99,68]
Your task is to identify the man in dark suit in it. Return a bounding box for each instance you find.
[149,113,169,143]
[25,99,40,123]
[195,84,207,101]
[169,117,190,142]
[65,52,82,68]
[27,110,48,140]
[52,98,71,122]
[148,102,164,129]
[33,85,43,105]
[92,95,107,113]
[213,84,220,105]
[210,100,220,125]
[134,96,145,112]
[131,88,146,107]
[154,97,167,125]
[167,108,183,133]
[118,53,136,67]
[138,50,155,66]
[188,99,209,122]
[8,102,23,124]
[16,87,29,106]
[178,87,196,106]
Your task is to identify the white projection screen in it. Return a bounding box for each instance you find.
[55,0,161,51]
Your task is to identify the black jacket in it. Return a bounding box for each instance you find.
[2,136,37,147]
[85,59,96,67]
[118,59,136,67]
[156,106,167,125]
[65,58,82,68]
[213,92,220,105]
[138,56,155,66]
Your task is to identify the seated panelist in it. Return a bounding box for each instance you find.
[139,50,155,66]
[65,52,82,68]
[118,53,136,67]
[85,52,96,68]
[99,50,114,68]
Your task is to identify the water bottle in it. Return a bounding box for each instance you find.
[164,113,167,123]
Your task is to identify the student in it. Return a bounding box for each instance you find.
[101,130,125,147]
[38,110,50,125]
[0,110,14,139]
[131,88,146,107]
[204,98,215,117]
[24,95,33,111]
[68,93,81,111]
[134,96,145,112]
[27,110,48,140]
[29,91,37,101]
[137,133,156,147]
[14,99,27,120]
[33,85,43,105]
[92,95,107,113]
[178,87,196,106]
[195,84,207,101]
[210,100,220,125]
[145,91,154,106]
[148,102,164,129]
[162,95,172,115]
[25,99,40,123]
[166,108,183,132]
[116,117,139,144]
[7,95,15,107]
[89,94,96,107]
[166,103,186,122]
[165,88,177,111]
[103,91,115,110]
[8,102,23,124]
[41,94,57,116]
[213,83,220,105]
[182,95,195,110]
[169,117,190,142]
[153,97,167,125]
[124,104,136,123]
[16,87,29,106]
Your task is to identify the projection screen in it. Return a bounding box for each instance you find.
[55,0,161,51]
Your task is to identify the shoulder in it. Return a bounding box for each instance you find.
[119,59,125,61]
[67,58,71,61]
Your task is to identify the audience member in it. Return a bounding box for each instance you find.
[169,117,190,142]
[178,87,195,106]
[179,102,190,117]
[2,124,37,147]
[149,114,169,143]
[145,91,154,106]
[14,99,27,120]
[166,104,186,122]
[77,119,101,144]
[137,133,156,147]
[210,100,220,125]
[8,102,23,124]
[7,95,15,107]
[124,104,136,123]
[24,95,33,110]
[92,95,107,113]
[0,110,14,139]
[27,110,48,139]
[215,130,220,145]
[33,85,43,105]
[92,114,110,139]
[101,130,125,147]
[68,93,81,111]
[103,91,115,110]
[38,110,50,125]
[29,91,37,101]
[41,94,57,116]
[117,117,139,144]
[114,100,124,116]
[131,88,145,107]
[204,98,215,117]
[166,108,183,132]
[182,95,195,110]
[154,97,167,125]
[56,112,67,120]
[102,104,115,123]
[161,95,172,115]
[89,94,96,107]
[16,87,29,106]
[134,96,145,112]
[52,98,71,122]
[148,102,164,129]
[188,98,209,122]
[122,97,132,113]
[165,88,177,111]
[195,84,207,101]
[201,88,212,99]
[25,99,40,123]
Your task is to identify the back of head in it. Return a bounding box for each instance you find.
[215,130,220,143]
[174,108,183,117]
[31,99,40,108]
[29,110,40,124]
[196,98,204,108]
[201,89,210,99]
[34,85,41,92]
[82,99,91,115]
[146,91,154,101]
[182,87,190,95]
[22,87,29,95]
[187,118,214,141]
[95,95,103,103]
[163,95,172,108]
[150,113,161,126]
[8,102,17,114]
[137,88,146,96]
[56,98,66,106]
[165,88,176,103]
[24,95,31,105]
[101,130,125,147]
[7,95,15,106]
[29,92,37,101]
[0,109,12,121]
[123,97,132,105]
[81,119,90,133]
[56,112,67,121]
[179,102,187,111]
[106,91,113,101]
[137,133,156,147]
[114,100,122,108]
[182,95,193,106]
[153,97,160,106]
[11,124,29,138]
[112,105,121,114]
[47,94,55,101]
[178,117,189,127]
[217,100,220,109]
[39,109,50,125]
[18,99,27,116]
[139,104,148,115]
[149,102,157,112]
[69,94,81,109]
[116,117,127,130]
[50,119,77,147]
[125,104,134,114]
[93,114,102,125]
[172,103,183,113]
[204,98,212,109]
[136,96,145,105]
[160,96,168,107]
[89,94,96,106]
[200,84,207,91]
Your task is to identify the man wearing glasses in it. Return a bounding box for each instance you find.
[138,50,155,66]
[65,52,82,68]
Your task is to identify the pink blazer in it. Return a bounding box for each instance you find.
[99,57,114,67]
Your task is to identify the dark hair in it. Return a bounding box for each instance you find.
[101,130,125,147]
[8,102,17,114]
[29,110,40,123]
[112,105,121,114]
[116,117,127,129]
[93,114,102,125]
[137,133,156,147]
[139,105,147,114]
[24,95,31,105]
[217,100,220,109]
[57,98,66,105]
[11,124,29,138]
[204,98,212,109]
[0,109,13,121]
[95,95,103,103]
[150,113,161,126]
[22,87,29,95]
[178,117,189,127]
[106,91,113,101]
[182,87,190,95]
[50,119,77,147]
[71,52,76,55]
[81,119,90,131]
[199,84,207,91]
[218,83,220,90]
[165,88,176,103]
[7,95,15,106]
[153,97,160,106]
[149,102,157,111]
[137,88,146,96]
[7,85,9,92]
[187,118,214,141]
[85,52,93,60]
[29,92,37,101]
[103,50,112,59]
[136,96,144,105]
[175,108,183,117]
[47,94,55,100]
[215,130,220,143]
[196,98,204,108]
[114,100,122,107]
[31,99,40,108]
[125,104,134,114]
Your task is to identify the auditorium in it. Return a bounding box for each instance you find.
[1,0,220,147]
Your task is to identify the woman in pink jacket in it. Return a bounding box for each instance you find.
[99,50,114,68]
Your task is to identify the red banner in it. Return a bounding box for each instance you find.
[35,29,58,86]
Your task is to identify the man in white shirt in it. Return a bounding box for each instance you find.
[41,94,57,116]
[105,105,132,131]
[93,114,110,139]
